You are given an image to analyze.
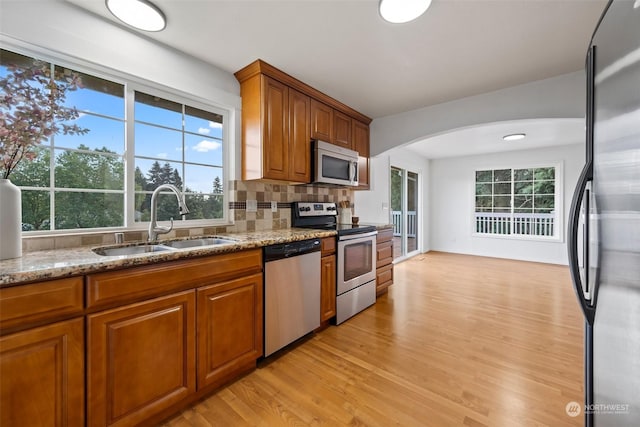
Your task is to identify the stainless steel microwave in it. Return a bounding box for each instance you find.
[313,140,359,186]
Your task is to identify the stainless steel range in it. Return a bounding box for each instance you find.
[292,202,377,324]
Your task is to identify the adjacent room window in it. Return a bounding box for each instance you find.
[1,48,228,232]
[474,166,560,239]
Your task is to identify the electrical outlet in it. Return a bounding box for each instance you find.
[271,201,278,212]
[246,200,257,212]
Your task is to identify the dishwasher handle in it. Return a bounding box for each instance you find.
[264,239,321,262]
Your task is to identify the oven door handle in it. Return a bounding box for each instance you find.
[339,231,378,241]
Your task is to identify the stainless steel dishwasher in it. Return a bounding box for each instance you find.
[264,238,321,357]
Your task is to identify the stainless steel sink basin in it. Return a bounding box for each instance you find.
[162,238,237,249]
[93,244,174,256]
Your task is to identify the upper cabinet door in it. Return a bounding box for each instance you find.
[288,89,311,183]
[262,76,289,181]
[352,119,370,190]
[332,110,353,150]
[310,99,333,142]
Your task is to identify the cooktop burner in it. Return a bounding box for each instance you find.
[291,202,376,236]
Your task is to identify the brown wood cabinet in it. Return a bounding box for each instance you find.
[320,237,336,322]
[237,73,311,183]
[197,273,263,390]
[0,318,85,427]
[332,110,353,150]
[310,99,333,142]
[376,228,394,295]
[87,291,196,427]
[352,119,370,190]
[235,60,371,186]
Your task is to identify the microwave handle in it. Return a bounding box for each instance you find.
[350,161,357,183]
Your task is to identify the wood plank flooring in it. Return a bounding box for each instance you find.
[163,252,584,427]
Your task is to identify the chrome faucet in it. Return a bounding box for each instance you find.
[148,184,190,242]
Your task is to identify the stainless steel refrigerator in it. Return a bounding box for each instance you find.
[568,1,640,426]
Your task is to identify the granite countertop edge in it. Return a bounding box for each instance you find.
[0,228,338,287]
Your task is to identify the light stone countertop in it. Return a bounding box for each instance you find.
[0,228,337,287]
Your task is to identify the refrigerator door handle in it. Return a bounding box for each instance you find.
[568,163,596,326]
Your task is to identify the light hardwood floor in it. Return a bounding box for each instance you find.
[163,252,584,427]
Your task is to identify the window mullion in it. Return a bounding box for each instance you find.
[124,86,136,227]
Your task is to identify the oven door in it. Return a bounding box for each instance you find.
[315,146,358,186]
[337,231,377,295]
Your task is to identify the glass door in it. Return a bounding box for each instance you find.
[391,167,420,260]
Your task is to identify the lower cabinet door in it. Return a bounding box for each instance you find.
[321,255,337,321]
[0,318,84,427]
[196,273,263,390]
[87,290,196,427]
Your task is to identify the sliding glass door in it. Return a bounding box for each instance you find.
[391,167,419,260]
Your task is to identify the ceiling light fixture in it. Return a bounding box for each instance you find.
[379,0,432,24]
[106,0,166,32]
[503,133,526,141]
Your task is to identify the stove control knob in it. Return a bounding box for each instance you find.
[304,207,311,212]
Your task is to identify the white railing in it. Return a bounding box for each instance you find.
[392,211,417,237]
[474,212,555,237]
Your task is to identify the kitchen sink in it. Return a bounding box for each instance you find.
[162,237,237,249]
[93,244,175,256]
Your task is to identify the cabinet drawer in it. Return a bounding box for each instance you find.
[376,228,393,243]
[321,237,336,256]
[376,263,393,287]
[0,277,84,333]
[376,241,393,267]
[87,249,262,310]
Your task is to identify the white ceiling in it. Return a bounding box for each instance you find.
[65,0,607,120]
[404,118,584,159]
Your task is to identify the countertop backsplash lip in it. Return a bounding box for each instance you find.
[0,228,337,287]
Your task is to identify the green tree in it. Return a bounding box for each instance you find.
[11,147,51,230]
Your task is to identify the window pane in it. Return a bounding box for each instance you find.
[534,167,555,180]
[514,181,532,195]
[135,92,182,128]
[11,147,51,187]
[55,115,124,154]
[534,180,555,194]
[475,170,492,182]
[534,208,554,214]
[494,182,511,195]
[475,195,492,208]
[135,159,183,190]
[494,169,511,182]
[475,183,492,196]
[494,195,511,208]
[184,164,222,194]
[135,123,183,161]
[134,191,188,223]
[534,195,555,209]
[55,65,124,118]
[184,105,223,138]
[514,208,533,214]
[514,168,533,181]
[21,190,50,231]
[514,196,532,209]
[184,134,223,166]
[184,194,224,220]
[54,192,124,229]
[54,149,124,190]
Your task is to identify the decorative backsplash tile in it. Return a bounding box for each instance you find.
[22,180,353,252]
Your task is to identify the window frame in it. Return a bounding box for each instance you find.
[471,161,564,242]
[3,45,232,235]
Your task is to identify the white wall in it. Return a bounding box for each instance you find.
[429,144,584,265]
[370,71,584,156]
[354,148,430,252]
[0,0,243,179]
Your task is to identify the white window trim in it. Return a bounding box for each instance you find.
[471,161,564,243]
[3,42,234,236]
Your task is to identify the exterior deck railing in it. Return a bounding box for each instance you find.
[474,212,555,237]
[392,211,416,237]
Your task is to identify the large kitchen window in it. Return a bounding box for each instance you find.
[474,165,561,239]
[1,48,228,232]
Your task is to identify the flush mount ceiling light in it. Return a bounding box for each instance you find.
[379,0,433,24]
[503,133,526,141]
[106,0,166,32]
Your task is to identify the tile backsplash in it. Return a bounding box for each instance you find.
[22,180,353,252]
